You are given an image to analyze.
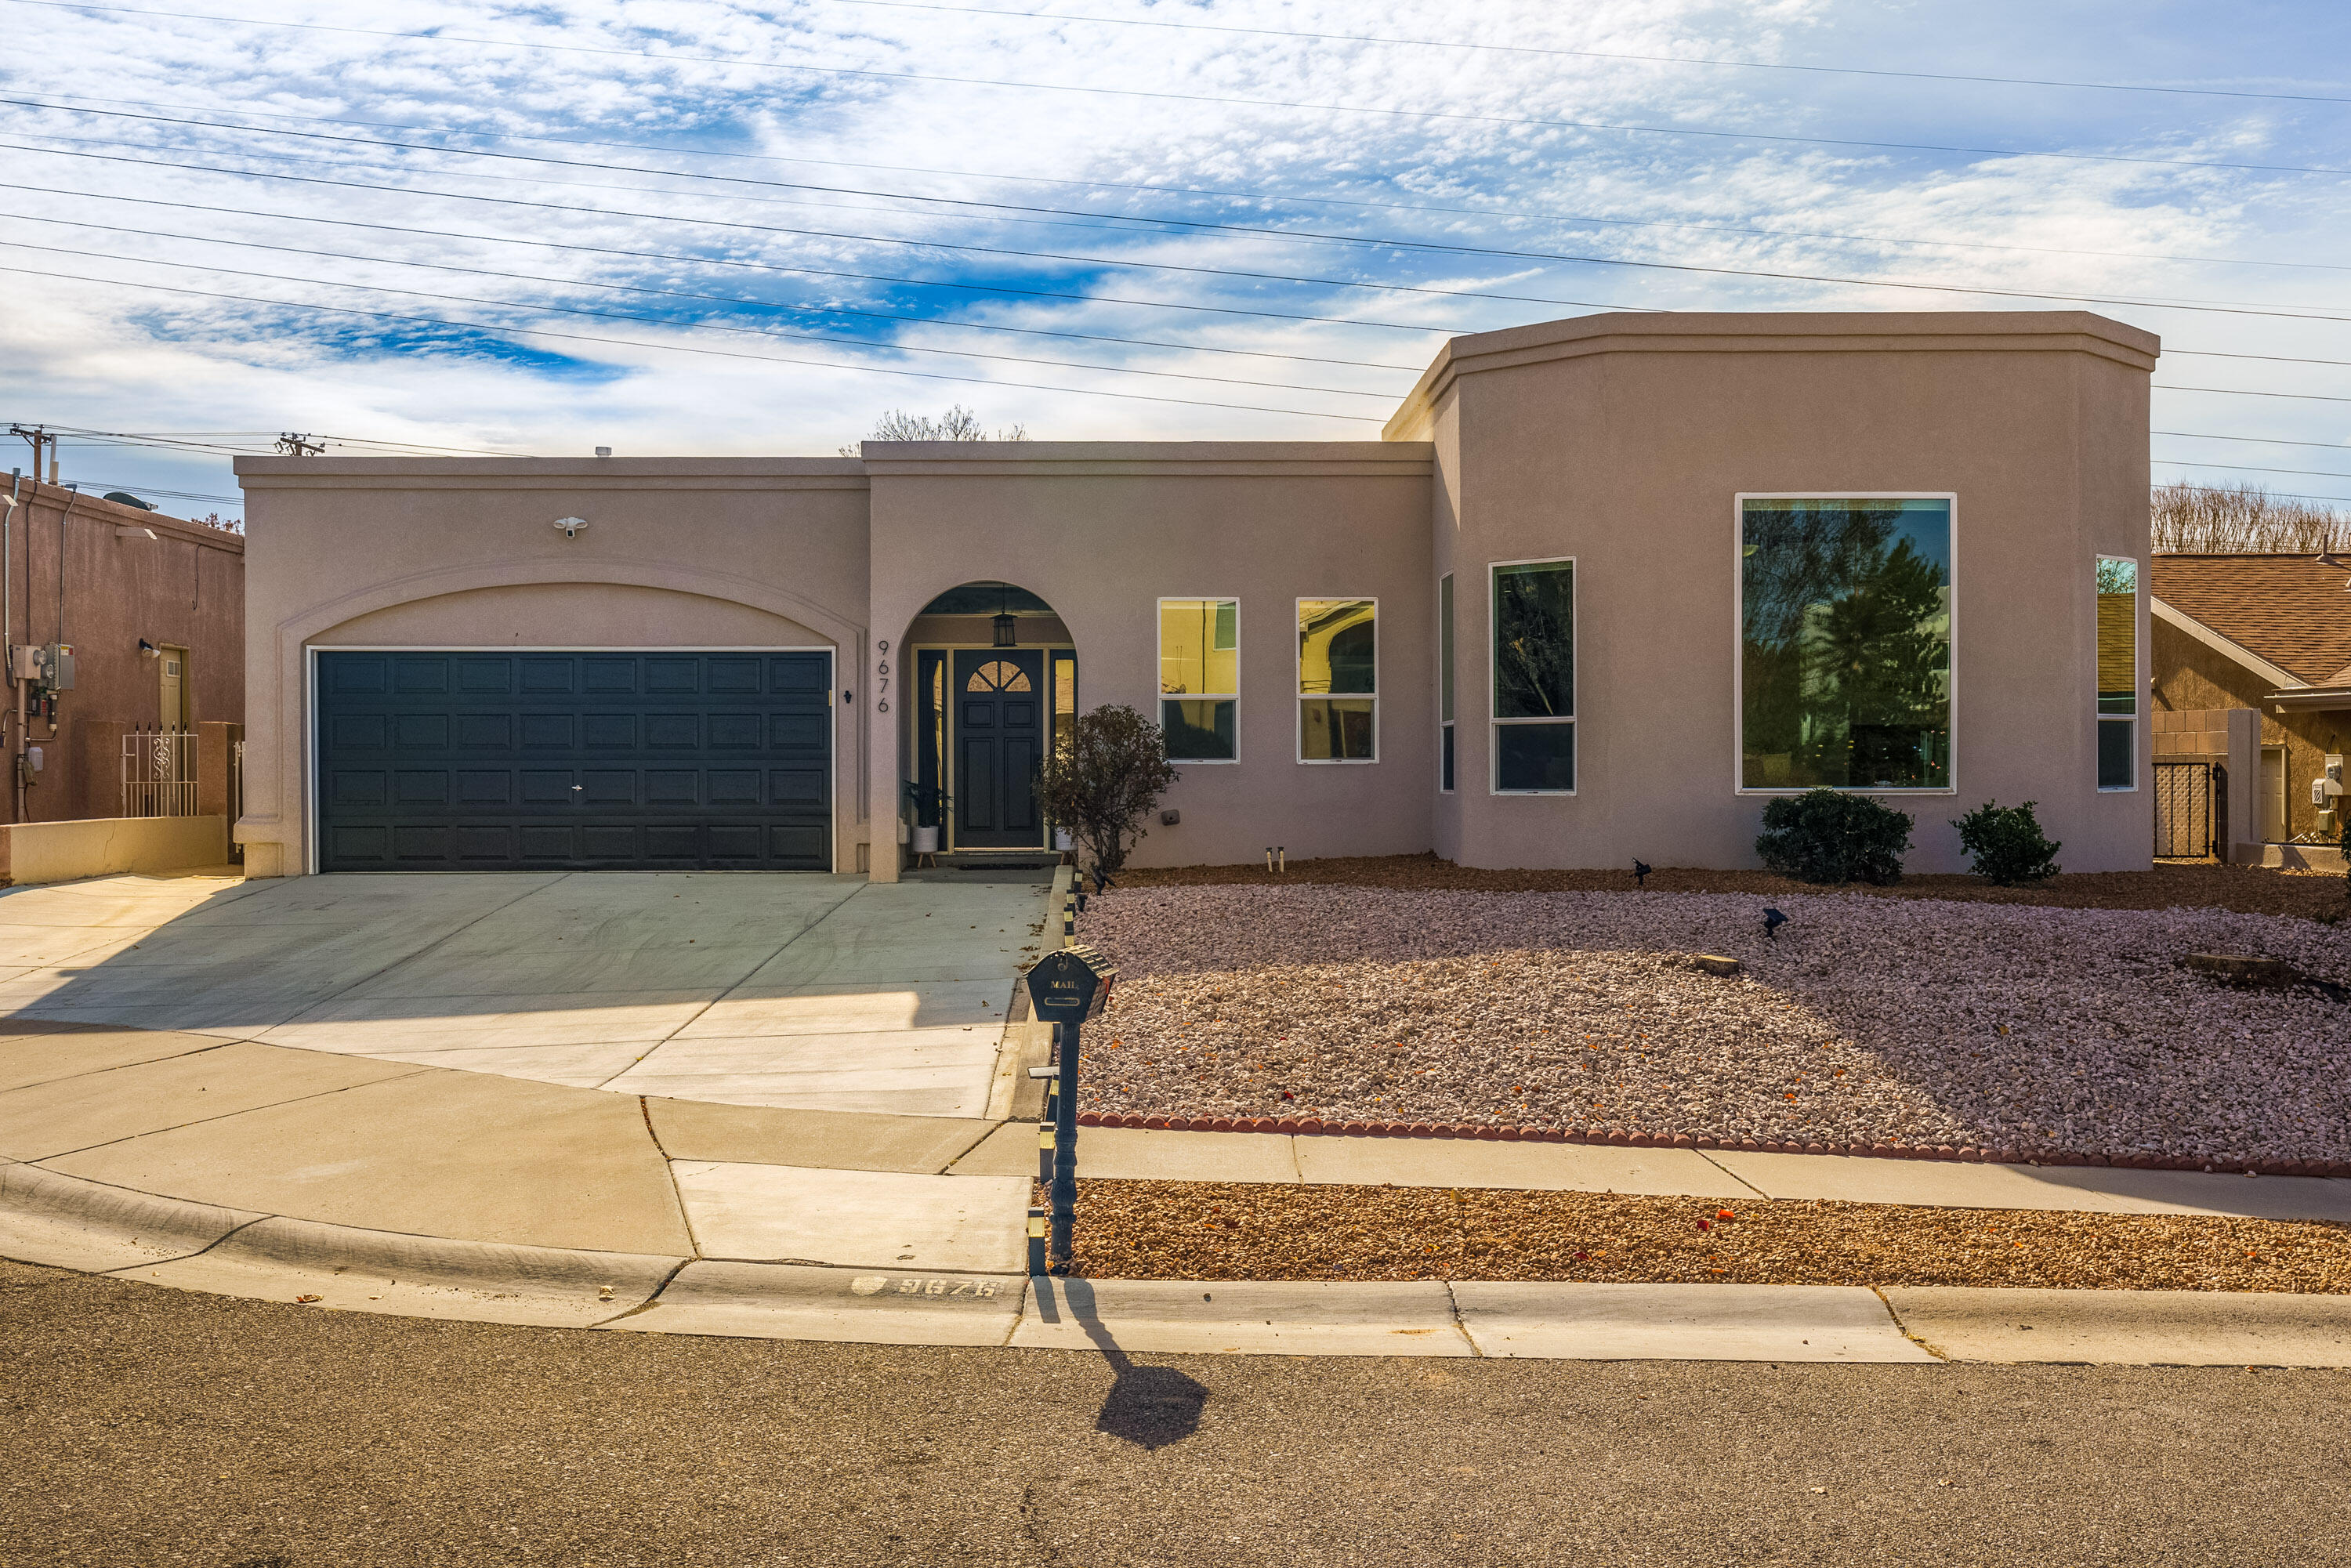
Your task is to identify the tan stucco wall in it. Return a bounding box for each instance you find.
[1396,312,2156,875]
[862,444,1436,878]
[230,458,870,877]
[2153,618,2349,841]
[0,814,228,885]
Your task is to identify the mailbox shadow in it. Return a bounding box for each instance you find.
[1031,1276,1208,1451]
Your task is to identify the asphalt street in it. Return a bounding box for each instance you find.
[3,1258,2346,1567]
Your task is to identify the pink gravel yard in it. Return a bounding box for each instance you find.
[1072,886,2351,1170]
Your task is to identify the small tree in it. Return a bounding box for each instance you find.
[1034,704,1178,884]
[840,404,1029,454]
[1755,788,1913,885]
[1951,799,2062,885]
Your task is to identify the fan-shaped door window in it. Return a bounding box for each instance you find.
[966,660,1034,693]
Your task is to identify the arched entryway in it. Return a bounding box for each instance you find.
[901,581,1076,858]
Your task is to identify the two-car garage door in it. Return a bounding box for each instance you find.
[316,650,833,871]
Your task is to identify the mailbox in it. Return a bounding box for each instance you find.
[1025,945,1115,1023]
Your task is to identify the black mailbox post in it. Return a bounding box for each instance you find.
[1024,944,1116,1272]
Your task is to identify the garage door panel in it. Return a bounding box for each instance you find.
[317,650,832,871]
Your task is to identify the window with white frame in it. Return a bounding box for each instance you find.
[1740,495,1954,791]
[2096,556,2137,790]
[1298,598,1376,761]
[1491,559,1574,792]
[1159,598,1238,761]
[1439,574,1455,791]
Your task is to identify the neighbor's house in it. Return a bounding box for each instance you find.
[2151,553,2350,867]
[0,478,245,882]
[229,310,2155,882]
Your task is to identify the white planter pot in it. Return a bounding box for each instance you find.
[912,824,940,854]
[1052,828,1074,852]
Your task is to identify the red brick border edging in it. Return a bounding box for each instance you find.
[1069,1111,2351,1179]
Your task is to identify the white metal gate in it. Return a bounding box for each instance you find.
[123,727,197,817]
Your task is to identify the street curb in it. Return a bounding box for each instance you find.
[9,1168,2351,1362]
[1069,1112,2351,1179]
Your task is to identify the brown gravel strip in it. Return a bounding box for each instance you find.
[1056,1179,2351,1292]
[1118,853,2349,922]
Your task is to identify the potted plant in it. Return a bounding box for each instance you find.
[902,780,952,854]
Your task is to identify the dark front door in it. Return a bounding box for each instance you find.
[315,650,833,871]
[953,650,1045,847]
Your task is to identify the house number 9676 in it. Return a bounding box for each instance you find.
[875,639,889,713]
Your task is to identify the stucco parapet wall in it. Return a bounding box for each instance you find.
[232,457,869,492]
[15,477,245,550]
[857,440,1433,477]
[1382,309,2163,440]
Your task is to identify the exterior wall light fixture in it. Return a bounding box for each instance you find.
[993,585,1017,646]
[554,516,589,539]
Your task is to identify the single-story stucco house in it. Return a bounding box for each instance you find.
[230,310,2157,882]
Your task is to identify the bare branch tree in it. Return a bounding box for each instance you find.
[2152,480,2351,554]
[839,404,1030,454]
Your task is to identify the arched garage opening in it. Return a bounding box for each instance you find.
[900,581,1075,860]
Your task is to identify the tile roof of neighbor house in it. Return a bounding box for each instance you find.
[2150,554,2351,686]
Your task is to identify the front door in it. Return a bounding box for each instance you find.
[953,650,1045,847]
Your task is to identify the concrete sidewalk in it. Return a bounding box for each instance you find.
[950,1122,2351,1222]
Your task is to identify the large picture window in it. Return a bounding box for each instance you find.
[1740,496,1953,791]
[1160,597,1237,762]
[1438,574,1454,791]
[1299,598,1376,761]
[2096,556,2137,791]
[1491,559,1574,792]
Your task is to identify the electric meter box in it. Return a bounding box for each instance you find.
[35,643,73,691]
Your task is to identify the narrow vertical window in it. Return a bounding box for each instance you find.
[1298,598,1376,761]
[1052,649,1078,759]
[1740,497,1953,791]
[1439,574,1455,792]
[2096,556,2137,790]
[1491,560,1575,792]
[1159,598,1237,761]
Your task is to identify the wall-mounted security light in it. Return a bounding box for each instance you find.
[554,516,589,539]
[139,639,159,659]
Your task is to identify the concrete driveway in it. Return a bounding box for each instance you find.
[0,868,1052,1118]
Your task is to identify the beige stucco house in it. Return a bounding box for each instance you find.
[230,310,2157,882]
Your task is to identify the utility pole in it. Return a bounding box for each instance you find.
[9,425,57,484]
[276,433,325,457]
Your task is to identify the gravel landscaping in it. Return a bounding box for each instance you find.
[1117,853,2351,922]
[1073,885,2351,1168]
[1058,1179,2351,1292]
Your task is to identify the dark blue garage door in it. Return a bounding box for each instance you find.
[316,650,833,871]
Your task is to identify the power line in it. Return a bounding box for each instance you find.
[813,0,2351,107]
[9,0,2351,180]
[2152,429,2351,452]
[20,87,2351,279]
[0,263,1388,422]
[0,236,1399,399]
[2157,385,2351,405]
[15,142,2351,328]
[2152,457,2351,481]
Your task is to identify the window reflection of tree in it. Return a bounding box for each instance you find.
[1495,567,1574,717]
[1744,504,1950,788]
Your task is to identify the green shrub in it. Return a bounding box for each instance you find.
[1755,788,1914,885]
[1951,799,2063,885]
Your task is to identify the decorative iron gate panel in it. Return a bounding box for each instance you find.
[122,727,197,817]
[2154,760,2225,859]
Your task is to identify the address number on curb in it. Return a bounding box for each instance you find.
[848,1275,1003,1299]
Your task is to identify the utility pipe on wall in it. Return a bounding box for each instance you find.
[1,469,15,822]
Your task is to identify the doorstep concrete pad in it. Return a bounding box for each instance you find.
[0,1025,225,1094]
[611,1260,1025,1344]
[1014,1277,1473,1357]
[118,1215,686,1328]
[646,1098,998,1174]
[42,1067,695,1255]
[1883,1287,2351,1366]
[1299,1138,1757,1196]
[670,1161,1029,1272]
[1710,1151,2351,1221]
[0,1161,264,1273]
[0,1040,422,1161]
[1453,1281,1933,1363]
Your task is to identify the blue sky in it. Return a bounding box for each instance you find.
[1,0,2347,518]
